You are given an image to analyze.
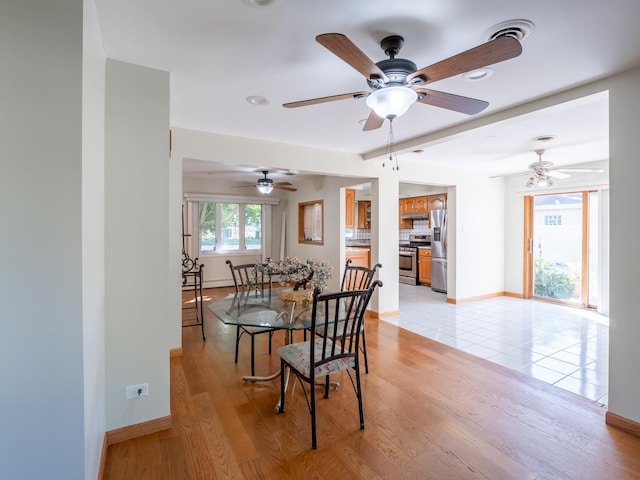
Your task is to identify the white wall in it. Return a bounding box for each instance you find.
[0,1,86,478]
[398,160,507,300]
[608,66,640,424]
[82,0,106,478]
[104,60,171,429]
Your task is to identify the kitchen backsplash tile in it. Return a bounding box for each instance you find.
[399,219,431,241]
[355,229,371,241]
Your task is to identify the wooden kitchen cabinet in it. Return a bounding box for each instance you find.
[345,248,370,269]
[418,248,432,286]
[406,195,428,214]
[428,193,447,213]
[345,188,356,229]
[399,199,413,229]
[357,200,371,229]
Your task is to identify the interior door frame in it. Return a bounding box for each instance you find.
[523,195,533,299]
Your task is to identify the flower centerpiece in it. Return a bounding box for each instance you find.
[259,257,332,291]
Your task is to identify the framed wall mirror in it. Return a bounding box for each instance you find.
[298,200,323,245]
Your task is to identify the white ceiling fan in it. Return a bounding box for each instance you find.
[524,149,603,187]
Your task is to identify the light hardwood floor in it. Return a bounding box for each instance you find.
[103,287,640,479]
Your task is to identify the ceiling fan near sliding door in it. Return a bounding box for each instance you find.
[233,171,297,194]
[283,32,523,130]
[524,149,604,187]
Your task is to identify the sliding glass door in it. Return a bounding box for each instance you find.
[528,191,598,308]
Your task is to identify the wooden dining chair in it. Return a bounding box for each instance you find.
[225,259,276,376]
[277,280,382,449]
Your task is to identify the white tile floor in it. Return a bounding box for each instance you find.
[383,284,609,404]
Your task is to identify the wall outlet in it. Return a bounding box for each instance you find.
[125,383,149,399]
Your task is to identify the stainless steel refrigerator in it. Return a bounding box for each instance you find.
[430,209,447,293]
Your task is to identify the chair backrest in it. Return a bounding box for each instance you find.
[340,259,383,291]
[309,279,382,374]
[225,259,264,292]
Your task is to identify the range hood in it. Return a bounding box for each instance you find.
[401,213,429,220]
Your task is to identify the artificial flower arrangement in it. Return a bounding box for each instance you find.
[258,257,332,291]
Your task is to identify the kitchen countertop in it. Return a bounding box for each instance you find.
[346,246,370,252]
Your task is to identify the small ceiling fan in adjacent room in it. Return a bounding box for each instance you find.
[524,149,604,187]
[233,171,297,194]
[283,31,523,130]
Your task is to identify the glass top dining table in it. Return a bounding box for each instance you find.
[207,287,315,331]
[207,287,316,382]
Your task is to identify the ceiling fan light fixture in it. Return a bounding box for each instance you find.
[257,181,274,194]
[538,175,553,187]
[366,86,417,120]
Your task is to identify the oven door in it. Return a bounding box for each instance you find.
[399,250,417,284]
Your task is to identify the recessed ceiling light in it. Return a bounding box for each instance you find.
[241,0,280,8]
[462,68,494,81]
[534,135,555,142]
[246,95,270,106]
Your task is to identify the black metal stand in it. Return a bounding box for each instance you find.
[182,264,205,340]
[181,205,205,340]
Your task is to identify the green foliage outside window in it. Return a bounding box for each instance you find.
[534,257,576,299]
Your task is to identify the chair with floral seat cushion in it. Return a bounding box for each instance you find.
[277,280,382,449]
[225,259,275,376]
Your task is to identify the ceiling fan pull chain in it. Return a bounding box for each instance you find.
[383,119,400,171]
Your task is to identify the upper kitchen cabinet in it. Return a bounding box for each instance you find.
[405,195,428,214]
[428,193,447,212]
[399,198,412,229]
[345,188,356,229]
[357,200,371,229]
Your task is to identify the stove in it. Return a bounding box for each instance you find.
[408,234,431,247]
[399,235,431,284]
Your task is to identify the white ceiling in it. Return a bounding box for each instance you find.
[95,0,640,181]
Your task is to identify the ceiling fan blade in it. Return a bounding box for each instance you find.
[556,168,604,173]
[362,110,384,131]
[416,88,489,115]
[316,33,389,82]
[274,181,293,186]
[283,91,369,108]
[407,36,522,85]
[274,185,297,192]
[546,170,570,179]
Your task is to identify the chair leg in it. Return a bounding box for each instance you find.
[310,375,317,449]
[354,365,365,430]
[278,359,286,413]
[234,326,242,363]
[361,330,369,374]
[250,334,256,377]
[323,375,330,399]
[268,331,273,355]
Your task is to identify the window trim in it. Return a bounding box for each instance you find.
[184,193,279,257]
